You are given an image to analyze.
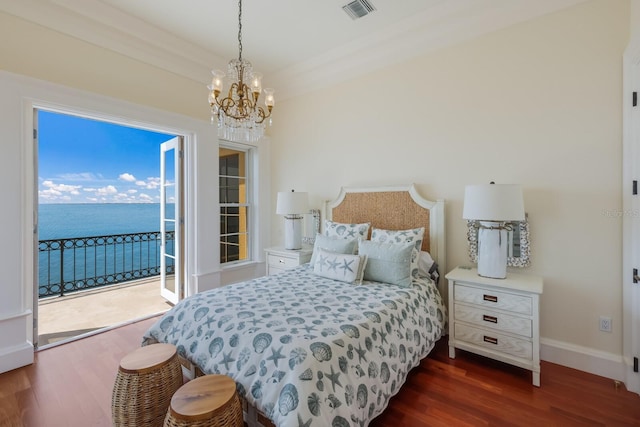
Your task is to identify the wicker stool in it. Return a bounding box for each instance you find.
[112,343,183,427]
[164,375,243,427]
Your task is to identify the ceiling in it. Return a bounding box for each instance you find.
[1,0,587,100]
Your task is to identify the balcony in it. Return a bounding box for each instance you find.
[37,231,175,348]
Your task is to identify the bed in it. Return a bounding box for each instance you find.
[142,185,447,427]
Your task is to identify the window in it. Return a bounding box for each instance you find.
[219,146,250,264]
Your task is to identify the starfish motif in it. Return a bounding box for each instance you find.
[301,324,317,333]
[355,342,367,363]
[316,253,328,271]
[220,351,236,370]
[339,258,355,275]
[329,311,342,320]
[324,365,343,392]
[379,328,388,345]
[205,315,216,329]
[327,257,340,272]
[346,229,357,238]
[267,346,286,368]
[249,317,263,326]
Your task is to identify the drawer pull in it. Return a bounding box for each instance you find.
[483,336,498,345]
[482,314,498,323]
[483,294,498,303]
[278,259,285,264]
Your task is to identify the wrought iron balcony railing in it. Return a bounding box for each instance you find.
[38,231,175,298]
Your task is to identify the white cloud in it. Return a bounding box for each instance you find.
[42,180,82,195]
[136,177,161,190]
[40,172,162,204]
[96,185,118,195]
[119,173,136,182]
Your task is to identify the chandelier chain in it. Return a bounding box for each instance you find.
[237,0,243,61]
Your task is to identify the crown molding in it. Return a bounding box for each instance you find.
[0,0,588,101]
[270,0,588,99]
[0,0,219,83]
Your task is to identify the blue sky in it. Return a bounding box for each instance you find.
[38,110,175,204]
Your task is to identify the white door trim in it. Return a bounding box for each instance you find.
[622,33,640,396]
[160,136,185,304]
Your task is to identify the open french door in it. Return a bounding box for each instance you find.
[160,136,184,304]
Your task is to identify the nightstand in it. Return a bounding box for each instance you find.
[264,246,312,276]
[446,266,544,386]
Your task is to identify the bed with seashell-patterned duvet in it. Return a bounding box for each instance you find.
[143,185,447,426]
[142,263,446,427]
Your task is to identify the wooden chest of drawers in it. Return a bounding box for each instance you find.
[446,266,543,386]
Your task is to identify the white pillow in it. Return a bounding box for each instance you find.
[418,251,439,283]
[309,233,357,266]
[324,220,370,240]
[313,248,368,284]
[370,227,425,278]
[357,240,414,287]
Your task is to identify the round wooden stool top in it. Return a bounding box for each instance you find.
[113,343,183,427]
[119,343,177,374]
[167,375,242,425]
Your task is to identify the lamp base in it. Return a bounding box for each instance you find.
[477,221,508,279]
[283,216,303,250]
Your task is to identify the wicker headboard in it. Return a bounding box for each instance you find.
[324,184,446,275]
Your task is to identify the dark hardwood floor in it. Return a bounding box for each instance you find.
[0,317,638,427]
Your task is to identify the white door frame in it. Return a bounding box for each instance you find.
[622,34,640,396]
[27,103,193,344]
[160,136,185,304]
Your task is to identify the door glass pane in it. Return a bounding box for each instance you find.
[164,226,175,256]
[164,149,176,221]
[164,273,175,293]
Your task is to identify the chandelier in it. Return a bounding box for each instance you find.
[208,0,275,142]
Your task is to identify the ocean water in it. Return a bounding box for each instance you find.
[37,203,175,296]
[38,203,172,240]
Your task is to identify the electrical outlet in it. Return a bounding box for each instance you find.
[599,316,612,332]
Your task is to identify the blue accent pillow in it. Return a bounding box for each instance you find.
[370,227,425,278]
[358,240,414,287]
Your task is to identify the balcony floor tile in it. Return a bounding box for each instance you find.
[37,278,171,347]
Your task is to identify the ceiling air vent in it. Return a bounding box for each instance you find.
[342,0,376,20]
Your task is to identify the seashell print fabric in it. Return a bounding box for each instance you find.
[143,264,446,427]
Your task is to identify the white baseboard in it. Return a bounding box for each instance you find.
[0,310,34,374]
[541,337,625,382]
[0,342,34,374]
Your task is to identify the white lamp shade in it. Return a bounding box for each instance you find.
[462,184,524,222]
[276,191,309,215]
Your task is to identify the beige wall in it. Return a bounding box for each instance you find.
[270,0,629,355]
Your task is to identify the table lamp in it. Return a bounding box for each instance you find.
[463,183,524,279]
[276,190,309,250]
